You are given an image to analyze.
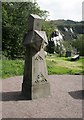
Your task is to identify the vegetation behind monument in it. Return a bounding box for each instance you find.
[2,2,84,59]
[2,2,49,59]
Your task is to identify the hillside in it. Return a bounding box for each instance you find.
[45,20,84,55]
[49,20,84,40]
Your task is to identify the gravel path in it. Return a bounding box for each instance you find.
[0,75,83,118]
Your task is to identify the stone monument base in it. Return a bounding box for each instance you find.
[22,82,50,100]
[32,82,50,99]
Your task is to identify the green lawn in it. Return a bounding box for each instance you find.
[1,54,84,79]
[2,60,24,79]
[46,54,84,75]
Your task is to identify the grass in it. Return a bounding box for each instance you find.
[2,60,24,79]
[1,54,84,79]
[46,54,84,75]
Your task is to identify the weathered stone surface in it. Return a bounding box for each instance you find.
[28,14,42,31]
[22,14,50,100]
[32,82,50,99]
[23,30,48,51]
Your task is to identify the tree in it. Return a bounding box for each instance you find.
[42,21,55,39]
[2,2,48,59]
[72,34,84,56]
[47,40,55,54]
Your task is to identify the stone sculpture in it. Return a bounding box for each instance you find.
[22,14,50,99]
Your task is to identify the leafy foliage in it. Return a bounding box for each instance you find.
[2,2,48,59]
[46,40,55,54]
[72,34,84,56]
[42,21,55,39]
